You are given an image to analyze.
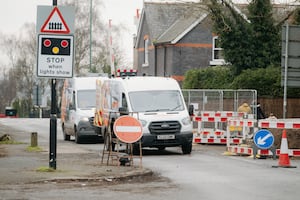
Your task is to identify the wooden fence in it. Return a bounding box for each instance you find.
[258,98,300,118]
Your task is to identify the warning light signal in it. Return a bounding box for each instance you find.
[61,40,69,48]
[41,37,70,56]
[43,39,51,47]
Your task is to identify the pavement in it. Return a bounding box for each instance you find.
[0,123,153,186]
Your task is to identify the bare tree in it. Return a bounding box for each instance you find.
[65,0,125,74]
[0,23,44,116]
[0,0,127,116]
[0,66,17,113]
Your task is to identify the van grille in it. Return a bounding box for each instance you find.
[149,121,181,134]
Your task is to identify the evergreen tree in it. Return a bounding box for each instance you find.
[293,8,300,25]
[247,0,281,69]
[207,0,281,75]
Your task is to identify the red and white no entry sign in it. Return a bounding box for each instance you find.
[113,115,143,143]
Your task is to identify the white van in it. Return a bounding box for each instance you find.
[60,76,106,143]
[94,76,193,154]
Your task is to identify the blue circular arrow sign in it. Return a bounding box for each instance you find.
[254,129,274,149]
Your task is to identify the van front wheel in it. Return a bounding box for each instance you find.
[74,128,82,144]
[182,143,192,154]
[62,124,70,141]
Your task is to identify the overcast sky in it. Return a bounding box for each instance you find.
[0,0,144,33]
[0,0,143,67]
[0,0,295,67]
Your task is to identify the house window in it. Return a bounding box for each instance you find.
[210,36,226,66]
[143,38,149,67]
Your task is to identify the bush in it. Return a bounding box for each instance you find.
[183,66,233,89]
[183,65,300,98]
[230,66,282,97]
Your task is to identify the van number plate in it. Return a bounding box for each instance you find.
[157,135,175,140]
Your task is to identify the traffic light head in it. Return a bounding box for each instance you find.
[41,37,70,55]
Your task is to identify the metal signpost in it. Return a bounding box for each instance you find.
[36,0,74,169]
[281,24,300,118]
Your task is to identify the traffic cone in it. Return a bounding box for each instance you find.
[272,129,296,168]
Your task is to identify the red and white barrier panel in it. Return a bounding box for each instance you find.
[227,146,300,157]
[197,130,225,136]
[193,116,228,122]
[200,111,245,118]
[194,137,242,145]
[228,119,256,127]
[193,129,226,141]
[193,111,253,145]
[259,119,300,129]
[193,112,230,144]
[194,111,254,122]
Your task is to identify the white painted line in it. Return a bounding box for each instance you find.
[116,126,141,133]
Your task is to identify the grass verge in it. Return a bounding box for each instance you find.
[26,146,43,152]
[0,140,23,145]
[36,166,57,172]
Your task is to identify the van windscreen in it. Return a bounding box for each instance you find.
[77,89,96,109]
[129,90,184,112]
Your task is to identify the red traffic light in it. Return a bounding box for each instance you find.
[43,39,51,47]
[41,37,71,56]
[61,40,69,48]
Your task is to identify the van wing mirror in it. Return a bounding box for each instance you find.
[69,103,76,110]
[119,107,129,116]
[188,105,194,116]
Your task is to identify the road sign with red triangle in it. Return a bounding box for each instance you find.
[40,7,70,34]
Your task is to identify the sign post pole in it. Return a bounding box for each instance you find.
[49,0,58,170]
[49,78,57,169]
[283,23,289,119]
[37,0,74,169]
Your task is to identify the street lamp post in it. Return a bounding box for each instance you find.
[89,0,92,72]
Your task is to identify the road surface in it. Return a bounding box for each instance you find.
[1,118,300,200]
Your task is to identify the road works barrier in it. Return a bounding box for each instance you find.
[227,118,300,157]
[193,111,254,145]
[183,89,257,145]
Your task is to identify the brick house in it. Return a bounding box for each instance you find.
[133,1,298,83]
[133,1,226,82]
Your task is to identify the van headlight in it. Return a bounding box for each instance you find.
[139,119,147,127]
[181,116,191,125]
[80,117,89,122]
